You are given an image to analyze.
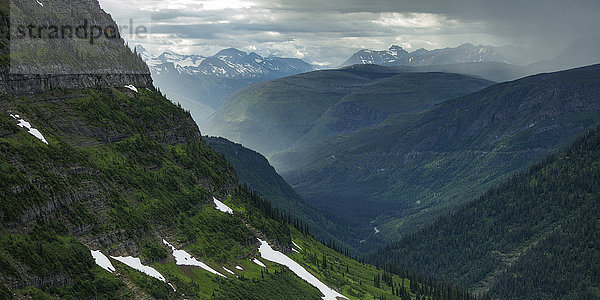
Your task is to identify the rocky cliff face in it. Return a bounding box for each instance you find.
[0,0,152,95]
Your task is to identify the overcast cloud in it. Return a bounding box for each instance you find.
[98,0,600,67]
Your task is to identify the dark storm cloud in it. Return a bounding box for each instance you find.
[99,0,600,66]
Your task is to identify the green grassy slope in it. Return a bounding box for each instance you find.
[0,86,469,299]
[366,126,600,299]
[271,65,600,253]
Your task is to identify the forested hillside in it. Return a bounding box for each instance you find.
[366,126,600,299]
[272,64,600,252]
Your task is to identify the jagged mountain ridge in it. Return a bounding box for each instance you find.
[137,45,315,80]
[135,45,315,123]
[341,43,512,67]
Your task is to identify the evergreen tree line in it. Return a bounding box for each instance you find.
[365,126,600,299]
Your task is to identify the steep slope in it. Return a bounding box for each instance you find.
[205,136,366,253]
[206,66,492,156]
[366,126,600,299]
[271,65,600,252]
[4,0,150,95]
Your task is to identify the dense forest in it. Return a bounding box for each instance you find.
[366,126,600,299]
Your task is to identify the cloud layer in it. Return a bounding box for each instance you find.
[99,0,600,66]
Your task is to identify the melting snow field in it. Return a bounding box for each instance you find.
[10,114,48,144]
[213,197,234,214]
[252,258,266,268]
[110,256,166,282]
[163,240,225,277]
[91,250,115,273]
[257,239,346,300]
[124,85,138,93]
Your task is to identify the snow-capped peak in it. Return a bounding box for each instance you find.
[139,46,315,79]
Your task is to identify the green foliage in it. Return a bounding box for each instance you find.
[141,241,168,263]
[211,268,322,300]
[118,262,172,299]
[367,127,600,298]
[0,223,128,299]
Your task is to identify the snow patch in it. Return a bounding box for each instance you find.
[110,256,166,282]
[213,197,233,214]
[222,267,235,275]
[91,250,115,273]
[257,239,347,300]
[292,248,300,253]
[235,265,243,270]
[292,241,303,250]
[374,227,380,234]
[35,0,43,6]
[162,240,225,277]
[10,114,48,144]
[124,85,138,93]
[253,258,266,268]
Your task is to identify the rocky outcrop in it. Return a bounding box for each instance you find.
[0,72,153,95]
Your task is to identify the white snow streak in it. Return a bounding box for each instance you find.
[292,248,300,253]
[162,239,225,277]
[35,0,43,6]
[222,267,235,275]
[374,227,380,234]
[235,265,243,270]
[257,239,347,300]
[110,256,166,282]
[252,258,266,268]
[213,197,233,214]
[91,250,115,273]
[10,114,48,144]
[292,241,303,250]
[124,85,138,93]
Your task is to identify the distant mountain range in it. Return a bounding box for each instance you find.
[341,37,600,72]
[340,43,524,67]
[135,45,316,124]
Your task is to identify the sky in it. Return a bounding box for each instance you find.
[98,0,600,67]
